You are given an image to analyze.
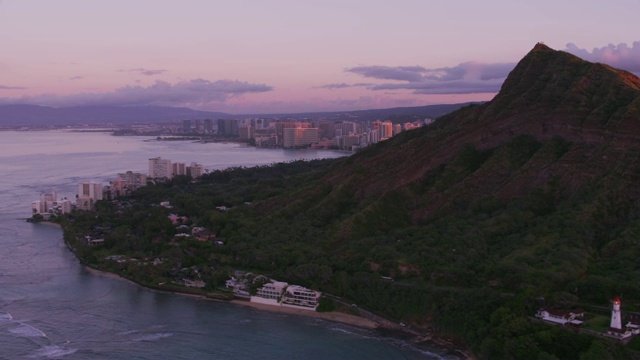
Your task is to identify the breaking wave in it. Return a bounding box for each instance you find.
[28,345,77,359]
[132,332,173,342]
[8,323,47,338]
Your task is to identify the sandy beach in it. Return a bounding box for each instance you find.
[230,299,378,329]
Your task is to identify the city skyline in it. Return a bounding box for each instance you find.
[1,0,639,114]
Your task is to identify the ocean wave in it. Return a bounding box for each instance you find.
[330,326,373,339]
[132,332,173,342]
[28,345,77,359]
[8,323,47,338]
[0,312,14,324]
[118,329,139,335]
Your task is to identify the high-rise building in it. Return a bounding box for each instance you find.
[149,157,172,179]
[217,119,239,136]
[238,125,254,140]
[172,162,187,176]
[203,119,213,133]
[182,120,191,133]
[380,121,393,139]
[334,122,356,137]
[283,127,318,148]
[76,181,103,211]
[187,162,205,178]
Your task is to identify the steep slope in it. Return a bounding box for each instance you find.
[294,43,640,225]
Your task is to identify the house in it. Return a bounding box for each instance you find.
[84,235,105,246]
[182,278,206,288]
[251,281,288,306]
[606,327,633,339]
[281,285,320,310]
[535,308,584,325]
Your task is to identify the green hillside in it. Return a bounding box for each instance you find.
[60,44,640,359]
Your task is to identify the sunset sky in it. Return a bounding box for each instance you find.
[1,0,639,114]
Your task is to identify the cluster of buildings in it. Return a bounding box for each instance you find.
[31,191,72,218]
[32,157,206,217]
[148,157,205,179]
[225,275,321,311]
[536,298,640,341]
[190,118,431,150]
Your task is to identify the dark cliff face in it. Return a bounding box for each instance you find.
[295,43,640,227]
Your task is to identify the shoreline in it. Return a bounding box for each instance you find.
[82,264,473,359]
[82,264,378,330]
[56,223,472,359]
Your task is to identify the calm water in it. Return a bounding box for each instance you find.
[0,130,456,359]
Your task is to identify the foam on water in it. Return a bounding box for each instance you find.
[0,312,13,324]
[133,332,173,342]
[28,345,77,359]
[8,323,47,338]
[329,326,373,339]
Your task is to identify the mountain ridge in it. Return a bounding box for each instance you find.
[0,103,474,127]
[317,43,640,206]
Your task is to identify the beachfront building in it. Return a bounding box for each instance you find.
[32,192,73,218]
[252,281,289,306]
[281,285,320,310]
[76,181,103,211]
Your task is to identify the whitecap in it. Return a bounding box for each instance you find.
[8,323,47,338]
[118,329,139,335]
[133,332,173,342]
[330,326,372,339]
[28,345,77,359]
[0,312,14,324]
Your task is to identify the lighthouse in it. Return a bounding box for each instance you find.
[611,298,622,329]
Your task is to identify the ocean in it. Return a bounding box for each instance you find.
[0,130,457,359]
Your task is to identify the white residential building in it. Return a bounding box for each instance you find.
[149,157,172,179]
[251,281,289,306]
[281,285,320,309]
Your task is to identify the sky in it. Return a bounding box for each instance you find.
[1,0,639,114]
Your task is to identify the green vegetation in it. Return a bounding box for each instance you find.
[57,44,640,359]
[58,137,640,358]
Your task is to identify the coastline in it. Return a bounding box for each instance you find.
[82,264,473,359]
[57,224,472,359]
[82,264,377,330]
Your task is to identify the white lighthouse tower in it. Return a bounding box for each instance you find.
[611,298,622,329]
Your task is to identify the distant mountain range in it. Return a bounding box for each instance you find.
[0,103,475,127]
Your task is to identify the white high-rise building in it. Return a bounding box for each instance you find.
[149,157,172,179]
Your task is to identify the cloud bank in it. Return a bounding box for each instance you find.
[339,62,515,95]
[0,79,273,107]
[0,85,27,90]
[564,42,640,73]
[315,83,372,89]
[118,68,169,76]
